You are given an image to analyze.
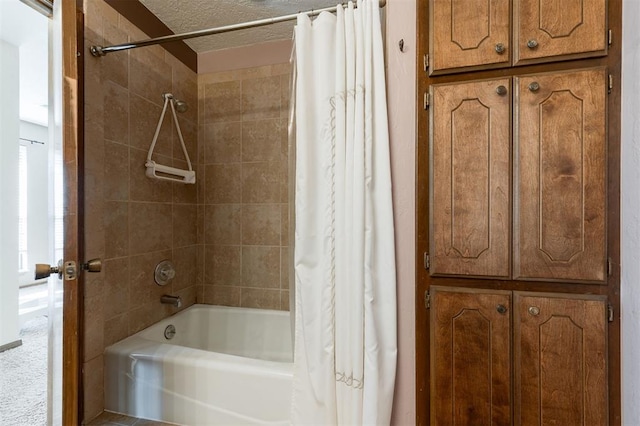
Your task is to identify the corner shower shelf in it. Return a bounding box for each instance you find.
[145,93,196,184]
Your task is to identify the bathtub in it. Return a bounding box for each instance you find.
[104,304,293,425]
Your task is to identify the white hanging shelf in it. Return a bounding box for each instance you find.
[145,93,196,184]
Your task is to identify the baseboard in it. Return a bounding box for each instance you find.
[0,339,23,353]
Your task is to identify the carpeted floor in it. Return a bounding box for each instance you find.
[0,316,48,426]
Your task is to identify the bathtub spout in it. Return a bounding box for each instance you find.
[160,294,182,308]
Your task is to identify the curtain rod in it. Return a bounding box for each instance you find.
[90,0,386,57]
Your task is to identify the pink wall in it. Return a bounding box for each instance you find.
[385,0,417,424]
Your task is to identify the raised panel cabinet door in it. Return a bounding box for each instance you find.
[429,0,510,74]
[430,286,512,425]
[514,0,607,65]
[514,292,608,425]
[430,78,511,278]
[514,68,606,282]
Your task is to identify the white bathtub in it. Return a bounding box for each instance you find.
[104,304,293,425]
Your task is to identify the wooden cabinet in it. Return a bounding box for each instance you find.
[430,287,608,425]
[429,78,511,278]
[429,68,607,282]
[419,0,619,423]
[514,292,608,425]
[430,287,511,425]
[429,0,510,73]
[429,0,607,74]
[515,0,608,65]
[514,68,607,282]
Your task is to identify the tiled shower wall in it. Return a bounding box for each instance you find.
[197,64,292,311]
[83,0,199,420]
[82,1,292,421]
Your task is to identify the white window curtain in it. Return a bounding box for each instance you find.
[291,1,397,424]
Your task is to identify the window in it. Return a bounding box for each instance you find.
[18,143,28,271]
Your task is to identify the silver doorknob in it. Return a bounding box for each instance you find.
[527,39,538,49]
[495,43,506,54]
[35,260,64,280]
[496,85,508,96]
[528,82,540,92]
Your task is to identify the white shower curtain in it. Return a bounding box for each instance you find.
[291,1,397,424]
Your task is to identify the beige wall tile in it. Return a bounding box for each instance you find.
[173,245,198,291]
[203,285,241,307]
[281,290,290,311]
[204,122,241,164]
[281,247,290,290]
[204,245,241,287]
[84,293,104,361]
[104,81,129,145]
[104,140,129,201]
[241,161,280,203]
[241,288,281,310]
[102,20,128,88]
[205,204,241,245]
[103,257,130,319]
[280,74,291,118]
[104,201,129,258]
[173,204,198,247]
[241,119,281,162]
[128,302,164,334]
[242,246,280,289]
[280,203,289,246]
[204,81,241,123]
[173,117,198,162]
[130,48,172,105]
[83,355,104,422]
[104,312,129,348]
[129,94,172,156]
[241,76,281,121]
[242,204,281,245]
[205,163,242,203]
[129,202,173,255]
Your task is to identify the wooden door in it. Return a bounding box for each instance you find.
[430,78,511,278]
[514,0,607,65]
[514,68,606,282]
[60,1,84,423]
[429,0,510,74]
[430,286,512,425]
[514,292,608,425]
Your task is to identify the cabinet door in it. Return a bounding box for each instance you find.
[430,78,511,277]
[514,0,607,65]
[429,0,510,73]
[430,286,512,425]
[514,69,606,282]
[514,292,608,425]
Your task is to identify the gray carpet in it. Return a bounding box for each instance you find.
[0,316,48,426]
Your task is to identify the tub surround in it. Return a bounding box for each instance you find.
[84,1,293,421]
[197,63,292,311]
[84,0,199,420]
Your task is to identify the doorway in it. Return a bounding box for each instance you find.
[0,0,62,424]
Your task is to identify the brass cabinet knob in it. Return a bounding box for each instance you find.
[527,39,539,49]
[528,306,541,316]
[495,43,506,54]
[496,85,508,96]
[528,82,540,92]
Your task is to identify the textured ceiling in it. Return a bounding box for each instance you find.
[139,0,338,52]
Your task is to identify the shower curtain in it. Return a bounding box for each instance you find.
[291,1,397,424]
